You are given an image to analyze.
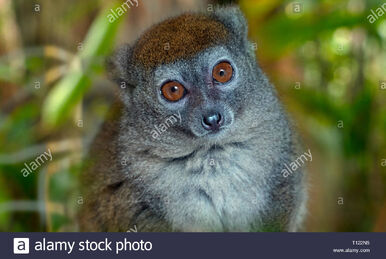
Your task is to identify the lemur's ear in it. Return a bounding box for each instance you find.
[211,6,248,42]
[106,44,135,90]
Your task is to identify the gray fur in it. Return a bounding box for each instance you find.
[79,6,307,232]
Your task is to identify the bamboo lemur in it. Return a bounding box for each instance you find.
[79,6,307,232]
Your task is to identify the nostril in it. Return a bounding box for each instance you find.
[202,112,222,130]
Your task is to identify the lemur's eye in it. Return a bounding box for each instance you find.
[212,61,233,83]
[161,81,186,102]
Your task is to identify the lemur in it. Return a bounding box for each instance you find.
[79,6,307,232]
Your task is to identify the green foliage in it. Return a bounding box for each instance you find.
[42,6,123,128]
[243,0,385,231]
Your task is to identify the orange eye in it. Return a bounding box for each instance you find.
[212,61,233,83]
[161,81,186,102]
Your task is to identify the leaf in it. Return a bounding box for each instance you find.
[259,10,380,57]
[291,88,346,121]
[42,72,90,127]
[41,5,124,128]
[0,64,12,82]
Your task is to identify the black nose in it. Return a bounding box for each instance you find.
[202,112,223,131]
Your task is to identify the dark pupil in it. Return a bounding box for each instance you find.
[219,69,225,77]
[170,86,179,93]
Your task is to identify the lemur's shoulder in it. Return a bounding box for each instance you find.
[81,100,124,187]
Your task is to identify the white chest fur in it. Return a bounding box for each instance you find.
[151,145,271,231]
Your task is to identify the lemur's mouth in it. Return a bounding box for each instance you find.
[200,126,229,139]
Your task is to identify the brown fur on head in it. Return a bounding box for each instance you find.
[132,13,229,69]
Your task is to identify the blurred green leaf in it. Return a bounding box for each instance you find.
[0,64,12,82]
[260,11,379,57]
[291,88,346,121]
[42,6,123,128]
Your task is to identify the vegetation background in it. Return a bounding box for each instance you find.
[0,0,385,231]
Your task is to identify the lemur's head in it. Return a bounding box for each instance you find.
[109,6,278,152]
